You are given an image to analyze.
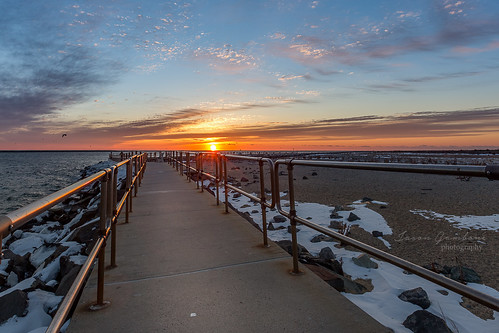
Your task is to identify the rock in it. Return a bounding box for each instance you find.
[232,193,242,199]
[352,254,378,269]
[251,210,259,214]
[329,221,344,229]
[13,229,23,239]
[4,250,35,281]
[267,222,275,231]
[347,212,360,222]
[361,197,373,202]
[43,245,69,266]
[0,290,28,324]
[69,207,99,230]
[59,255,79,277]
[423,262,447,274]
[287,225,300,233]
[7,271,19,287]
[240,177,249,182]
[275,240,310,257]
[325,272,371,294]
[55,265,81,296]
[437,290,449,296]
[403,310,451,333]
[67,222,99,245]
[310,234,334,243]
[240,204,251,208]
[273,215,287,223]
[311,171,318,176]
[302,176,308,180]
[329,212,340,218]
[318,247,335,261]
[449,266,482,284]
[398,287,431,309]
[372,230,383,237]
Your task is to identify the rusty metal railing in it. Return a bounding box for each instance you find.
[0,153,147,333]
[167,151,499,311]
[168,152,276,247]
[223,155,275,247]
[274,159,499,311]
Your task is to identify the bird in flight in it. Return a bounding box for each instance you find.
[62,134,67,137]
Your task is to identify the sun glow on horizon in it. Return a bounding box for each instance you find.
[210,144,217,151]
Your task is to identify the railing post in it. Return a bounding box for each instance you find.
[110,167,118,268]
[91,171,111,310]
[200,153,204,193]
[180,152,183,176]
[186,152,191,182]
[259,159,269,247]
[215,153,220,206]
[128,157,135,213]
[223,156,229,213]
[134,157,138,197]
[287,162,302,275]
[126,159,131,222]
[138,155,143,187]
[176,151,179,172]
[196,154,200,189]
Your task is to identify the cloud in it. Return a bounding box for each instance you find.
[0,1,124,132]
[143,107,499,143]
[265,2,499,70]
[192,45,258,73]
[361,69,484,93]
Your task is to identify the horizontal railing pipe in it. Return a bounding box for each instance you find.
[164,151,499,311]
[279,159,495,179]
[0,170,106,237]
[274,159,499,311]
[45,237,105,333]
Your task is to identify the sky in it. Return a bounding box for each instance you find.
[1,0,499,151]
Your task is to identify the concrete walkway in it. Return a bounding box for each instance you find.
[68,162,389,332]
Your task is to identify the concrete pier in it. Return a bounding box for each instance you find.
[68,162,389,332]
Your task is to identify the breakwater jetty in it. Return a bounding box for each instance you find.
[1,151,498,332]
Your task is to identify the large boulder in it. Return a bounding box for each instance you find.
[0,290,28,324]
[403,310,451,333]
[398,287,431,309]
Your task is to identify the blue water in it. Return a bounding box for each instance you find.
[0,151,111,214]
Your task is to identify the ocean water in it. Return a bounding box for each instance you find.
[0,151,111,215]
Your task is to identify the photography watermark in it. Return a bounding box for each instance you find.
[440,244,482,252]
[394,230,485,252]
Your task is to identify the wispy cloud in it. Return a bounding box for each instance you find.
[192,45,258,73]
[266,1,499,71]
[105,107,499,145]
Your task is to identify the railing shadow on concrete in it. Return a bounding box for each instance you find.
[0,153,147,333]
[166,151,499,312]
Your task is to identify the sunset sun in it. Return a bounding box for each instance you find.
[210,144,217,151]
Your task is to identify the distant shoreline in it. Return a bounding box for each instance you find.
[1,149,498,153]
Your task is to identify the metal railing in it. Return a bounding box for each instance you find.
[167,151,499,311]
[0,153,147,332]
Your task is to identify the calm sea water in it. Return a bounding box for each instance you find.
[0,151,111,214]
